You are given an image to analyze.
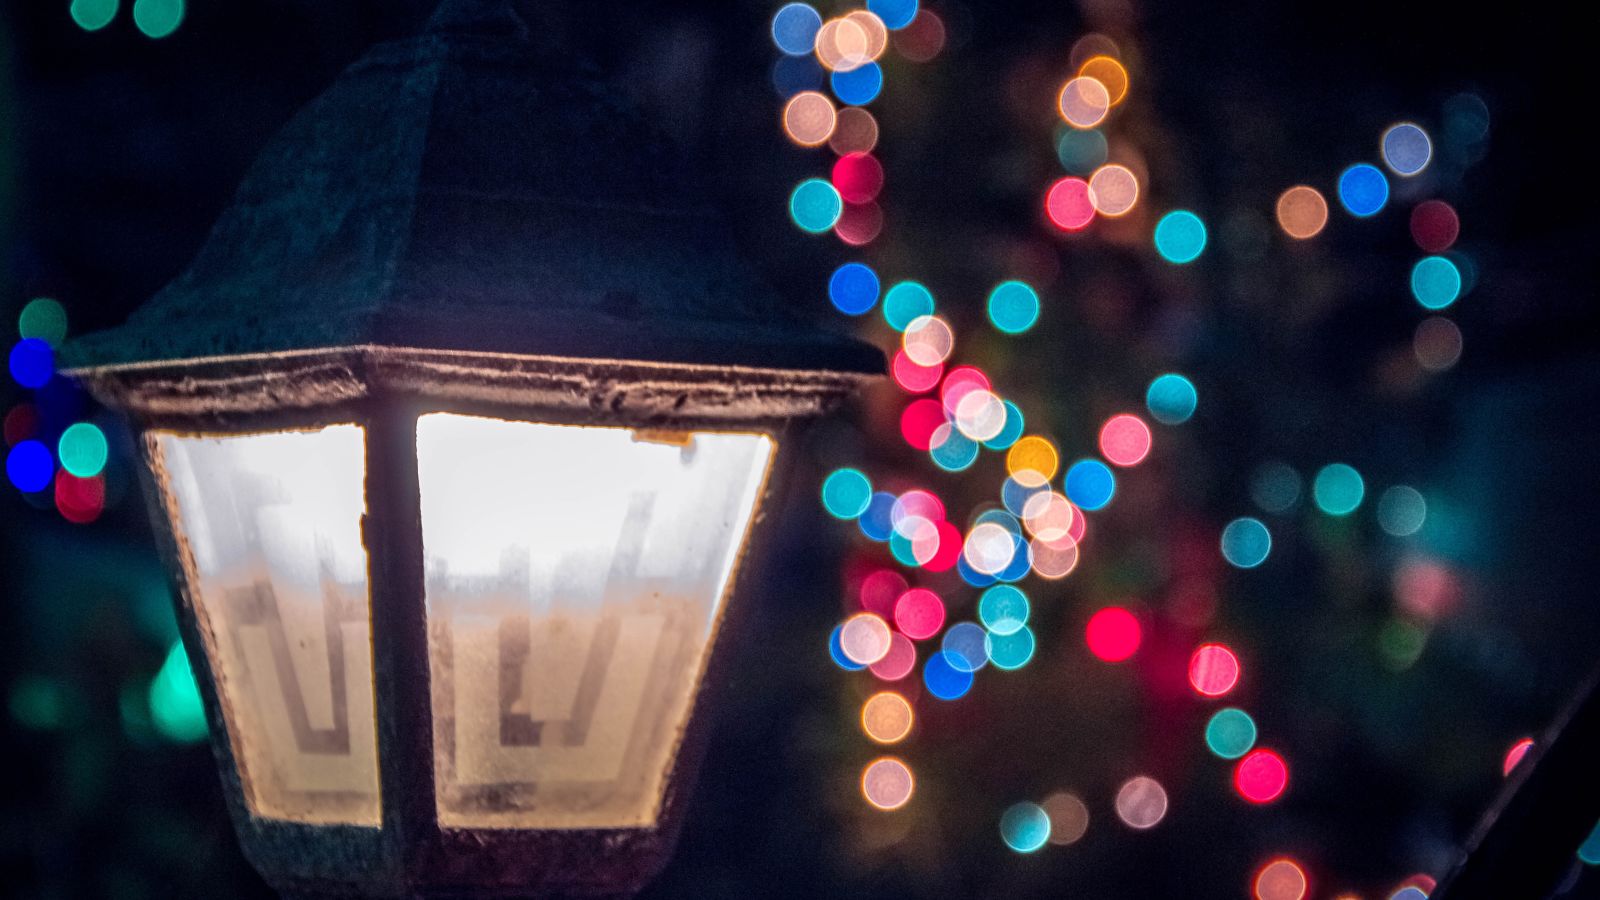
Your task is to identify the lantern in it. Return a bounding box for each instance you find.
[61,1,879,896]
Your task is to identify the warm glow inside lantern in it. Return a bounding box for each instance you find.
[61,1,878,895]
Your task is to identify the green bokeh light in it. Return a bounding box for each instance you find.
[149,640,208,743]
[132,0,184,38]
[70,0,118,31]
[18,298,68,346]
[58,422,109,478]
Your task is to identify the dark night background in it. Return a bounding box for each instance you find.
[2,0,1597,898]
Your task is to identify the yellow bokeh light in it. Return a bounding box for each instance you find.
[1276,185,1329,239]
[783,91,837,147]
[1007,436,1059,487]
[861,691,914,744]
[861,756,915,810]
[1078,55,1129,106]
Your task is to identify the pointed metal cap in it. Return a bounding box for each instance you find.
[63,0,881,379]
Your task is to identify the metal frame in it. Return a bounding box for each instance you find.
[104,353,857,897]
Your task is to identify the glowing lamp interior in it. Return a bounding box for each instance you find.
[157,425,381,826]
[416,414,773,829]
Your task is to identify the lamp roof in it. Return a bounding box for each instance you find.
[63,0,881,379]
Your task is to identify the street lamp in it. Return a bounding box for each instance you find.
[61,1,879,896]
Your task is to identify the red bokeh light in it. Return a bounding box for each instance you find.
[834,201,883,246]
[899,399,947,451]
[1085,607,1141,662]
[859,569,908,619]
[1235,749,1288,803]
[832,152,885,204]
[1046,177,1095,231]
[1188,643,1241,697]
[892,350,943,393]
[869,632,917,682]
[1098,413,1152,466]
[925,520,962,572]
[894,588,946,640]
[55,472,106,525]
[1502,736,1534,776]
[1410,199,1460,253]
[4,404,39,446]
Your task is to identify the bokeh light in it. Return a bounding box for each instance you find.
[832,152,884,203]
[1235,749,1289,803]
[1337,163,1389,217]
[1086,607,1140,662]
[942,622,990,672]
[884,281,935,331]
[831,61,884,106]
[892,9,945,62]
[834,201,883,246]
[1154,210,1207,263]
[1098,414,1152,467]
[839,613,893,666]
[866,0,918,30]
[772,2,824,55]
[984,401,1026,450]
[1042,792,1090,845]
[1206,708,1258,759]
[861,756,914,810]
[9,338,54,388]
[56,472,106,524]
[783,91,837,146]
[929,424,980,471]
[987,280,1041,334]
[57,422,108,479]
[829,625,867,670]
[1411,256,1462,310]
[148,639,206,742]
[894,587,946,639]
[1381,122,1432,176]
[1078,55,1129,105]
[923,650,974,700]
[4,404,38,446]
[1221,517,1272,569]
[1276,186,1328,239]
[902,315,954,367]
[892,351,942,393]
[821,467,872,519]
[979,584,1029,636]
[1411,200,1460,252]
[18,298,68,347]
[1251,462,1302,513]
[858,491,897,540]
[790,178,843,233]
[1189,644,1241,697]
[1058,76,1111,128]
[132,0,184,39]
[1064,458,1116,511]
[772,55,825,98]
[1313,463,1365,515]
[830,106,879,154]
[986,626,1035,670]
[1056,128,1108,174]
[1146,373,1198,425]
[1577,819,1600,865]
[6,440,55,493]
[829,261,880,315]
[1254,858,1308,900]
[1007,436,1060,488]
[1413,316,1463,371]
[1377,485,1427,537]
[861,691,914,744]
[1088,164,1139,216]
[869,631,917,681]
[1000,802,1052,853]
[71,0,118,31]
[1046,177,1096,231]
[1115,776,1168,829]
[1502,736,1534,776]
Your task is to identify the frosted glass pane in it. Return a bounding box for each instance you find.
[417,414,773,829]
[156,426,380,826]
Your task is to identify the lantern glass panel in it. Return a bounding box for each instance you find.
[155,425,381,825]
[416,413,773,829]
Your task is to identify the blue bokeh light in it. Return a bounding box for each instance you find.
[1154,210,1207,264]
[1337,163,1389,217]
[770,3,823,55]
[1220,517,1272,569]
[1064,459,1116,511]
[831,62,883,106]
[829,262,880,315]
[924,650,975,700]
[1145,373,1197,425]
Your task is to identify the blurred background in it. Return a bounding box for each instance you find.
[2,0,1597,897]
